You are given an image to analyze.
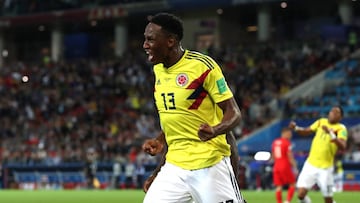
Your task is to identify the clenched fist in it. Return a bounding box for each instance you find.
[142,139,164,156]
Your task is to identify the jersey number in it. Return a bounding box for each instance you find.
[161,92,176,110]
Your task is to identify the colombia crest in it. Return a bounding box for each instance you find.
[176,73,189,87]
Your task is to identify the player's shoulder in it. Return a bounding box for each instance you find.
[153,63,166,75]
[337,122,347,130]
[153,63,163,70]
[280,138,291,146]
[313,117,327,125]
[185,50,219,70]
[186,50,213,60]
[272,138,283,144]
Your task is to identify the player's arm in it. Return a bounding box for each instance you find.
[321,126,347,150]
[142,131,167,192]
[288,121,314,136]
[198,97,241,141]
[287,149,298,173]
[226,131,240,181]
[143,144,167,193]
[332,138,347,150]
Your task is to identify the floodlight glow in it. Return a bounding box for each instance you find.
[2,49,8,57]
[280,2,287,9]
[254,151,271,161]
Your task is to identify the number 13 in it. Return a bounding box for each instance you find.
[161,92,176,110]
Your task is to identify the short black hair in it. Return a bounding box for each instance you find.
[149,12,183,41]
[281,127,291,133]
[334,105,344,117]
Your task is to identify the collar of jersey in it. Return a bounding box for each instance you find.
[164,49,188,71]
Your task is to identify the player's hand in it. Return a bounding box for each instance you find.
[322,125,337,140]
[288,121,296,130]
[143,175,156,193]
[198,123,216,141]
[142,139,164,156]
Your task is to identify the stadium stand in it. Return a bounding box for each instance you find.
[290,58,360,118]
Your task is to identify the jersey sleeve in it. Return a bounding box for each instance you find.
[337,124,348,140]
[203,58,233,103]
[309,118,322,131]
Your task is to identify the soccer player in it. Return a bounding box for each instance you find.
[84,148,99,189]
[289,106,347,203]
[271,127,297,203]
[142,12,245,203]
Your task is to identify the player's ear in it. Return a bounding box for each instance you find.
[167,35,177,48]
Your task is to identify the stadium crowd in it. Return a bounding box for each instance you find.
[0,39,351,162]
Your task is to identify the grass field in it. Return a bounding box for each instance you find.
[0,189,357,203]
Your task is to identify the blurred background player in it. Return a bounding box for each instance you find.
[289,106,347,203]
[271,127,298,203]
[84,148,100,189]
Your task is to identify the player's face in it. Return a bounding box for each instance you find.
[328,107,342,123]
[282,129,292,139]
[143,23,171,65]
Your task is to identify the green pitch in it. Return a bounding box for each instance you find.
[0,189,357,203]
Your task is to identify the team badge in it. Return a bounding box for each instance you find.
[176,73,189,87]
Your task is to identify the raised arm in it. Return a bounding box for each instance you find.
[288,121,314,136]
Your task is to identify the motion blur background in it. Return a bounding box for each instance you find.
[0,0,359,193]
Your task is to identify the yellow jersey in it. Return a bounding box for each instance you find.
[307,118,347,168]
[153,50,233,170]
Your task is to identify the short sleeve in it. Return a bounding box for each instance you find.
[203,59,233,103]
[310,119,321,132]
[337,125,348,140]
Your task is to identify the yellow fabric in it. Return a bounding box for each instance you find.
[93,177,100,188]
[336,160,344,173]
[308,118,348,168]
[153,50,233,170]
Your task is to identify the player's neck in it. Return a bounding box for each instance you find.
[164,46,184,68]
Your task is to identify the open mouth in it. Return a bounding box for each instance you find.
[145,50,154,62]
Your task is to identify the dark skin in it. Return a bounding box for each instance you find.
[142,132,166,193]
[288,106,346,203]
[142,21,242,193]
[143,22,184,68]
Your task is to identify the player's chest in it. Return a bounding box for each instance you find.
[155,72,191,101]
[154,71,207,110]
